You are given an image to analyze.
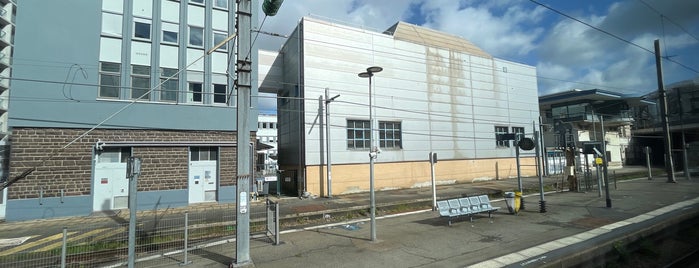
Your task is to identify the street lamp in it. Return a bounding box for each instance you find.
[358,66,382,242]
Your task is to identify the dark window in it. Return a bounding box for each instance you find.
[213,84,227,104]
[131,65,150,100]
[347,120,370,149]
[495,126,509,148]
[379,121,402,149]
[189,26,203,47]
[134,21,151,40]
[99,62,121,98]
[160,68,178,102]
[191,147,218,161]
[188,82,202,103]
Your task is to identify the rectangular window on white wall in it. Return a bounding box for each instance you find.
[213,32,227,51]
[160,68,178,102]
[188,82,203,103]
[101,12,122,37]
[131,65,151,100]
[99,62,121,98]
[190,0,204,5]
[162,22,179,45]
[189,26,203,47]
[213,84,227,104]
[214,0,228,9]
[134,20,151,40]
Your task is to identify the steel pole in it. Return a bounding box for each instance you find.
[325,88,333,197]
[535,130,546,213]
[654,39,676,183]
[235,0,253,265]
[430,152,437,211]
[646,146,652,180]
[601,116,611,208]
[369,75,376,242]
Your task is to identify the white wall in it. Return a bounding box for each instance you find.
[299,18,540,166]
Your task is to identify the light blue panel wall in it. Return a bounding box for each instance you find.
[6,186,238,221]
[9,0,260,131]
[219,185,236,203]
[5,196,92,222]
[137,189,188,211]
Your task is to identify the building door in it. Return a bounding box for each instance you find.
[189,147,218,203]
[92,148,130,211]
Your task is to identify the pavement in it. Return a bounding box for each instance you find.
[2,166,698,267]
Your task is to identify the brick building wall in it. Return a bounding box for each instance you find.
[7,128,250,200]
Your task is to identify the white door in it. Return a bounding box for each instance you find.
[0,187,6,220]
[189,147,218,203]
[93,148,129,211]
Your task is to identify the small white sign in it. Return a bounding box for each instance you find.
[264,176,277,182]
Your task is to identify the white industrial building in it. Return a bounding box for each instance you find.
[259,17,540,197]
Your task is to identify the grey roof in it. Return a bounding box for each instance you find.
[384,21,492,58]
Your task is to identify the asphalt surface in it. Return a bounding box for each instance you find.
[2,166,697,267]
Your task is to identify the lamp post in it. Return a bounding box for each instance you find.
[358,66,382,242]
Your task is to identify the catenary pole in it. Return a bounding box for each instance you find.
[654,39,676,183]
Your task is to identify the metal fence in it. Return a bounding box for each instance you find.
[0,199,279,267]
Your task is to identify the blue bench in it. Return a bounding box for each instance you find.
[437,195,500,225]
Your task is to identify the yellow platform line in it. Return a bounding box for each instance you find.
[0,232,77,256]
[34,228,111,252]
[86,226,128,245]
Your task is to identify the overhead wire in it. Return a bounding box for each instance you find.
[528,0,699,74]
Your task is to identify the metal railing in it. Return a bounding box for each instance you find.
[0,200,280,267]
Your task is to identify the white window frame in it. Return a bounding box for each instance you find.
[161,22,179,45]
[131,65,151,100]
[213,31,228,52]
[133,19,152,41]
[160,68,179,102]
[213,0,228,9]
[379,121,402,149]
[189,0,205,6]
[188,82,203,103]
[213,83,228,105]
[188,26,204,47]
[347,120,370,150]
[99,62,121,99]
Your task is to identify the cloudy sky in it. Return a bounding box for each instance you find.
[253,0,699,113]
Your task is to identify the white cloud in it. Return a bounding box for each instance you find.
[419,1,545,58]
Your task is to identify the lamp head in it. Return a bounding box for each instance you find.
[367,66,383,73]
[358,72,372,78]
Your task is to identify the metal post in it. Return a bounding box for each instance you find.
[678,89,691,180]
[325,88,340,198]
[180,212,191,266]
[61,227,67,268]
[535,130,546,213]
[275,201,280,245]
[235,0,253,265]
[601,116,612,208]
[369,75,377,242]
[127,157,141,268]
[596,160,602,197]
[359,66,382,242]
[430,152,437,211]
[318,95,325,197]
[654,39,676,183]
[645,146,652,180]
[515,138,524,210]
